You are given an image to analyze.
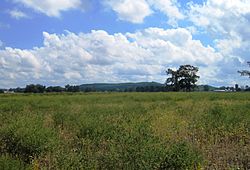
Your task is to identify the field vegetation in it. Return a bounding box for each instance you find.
[0,92,249,169]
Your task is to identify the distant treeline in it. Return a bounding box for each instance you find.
[1,84,81,93]
[0,84,168,93]
[0,83,249,94]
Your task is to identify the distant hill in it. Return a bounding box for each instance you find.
[196,85,218,91]
[79,82,217,92]
[80,82,164,92]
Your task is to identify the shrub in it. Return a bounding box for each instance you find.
[0,155,31,170]
[0,115,59,163]
[159,142,202,170]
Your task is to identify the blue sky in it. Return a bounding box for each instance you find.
[0,0,249,88]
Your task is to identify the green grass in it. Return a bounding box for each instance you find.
[0,92,249,169]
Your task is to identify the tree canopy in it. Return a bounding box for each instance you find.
[166,65,200,92]
[24,84,46,93]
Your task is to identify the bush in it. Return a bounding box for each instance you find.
[0,155,31,170]
[0,115,59,163]
[159,142,202,170]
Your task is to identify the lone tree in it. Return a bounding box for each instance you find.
[238,61,250,78]
[166,65,200,92]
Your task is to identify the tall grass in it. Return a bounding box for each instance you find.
[0,92,249,169]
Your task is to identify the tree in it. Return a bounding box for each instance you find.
[166,68,180,91]
[166,65,200,92]
[235,84,240,91]
[238,61,250,78]
[65,84,80,92]
[46,86,64,92]
[24,84,46,93]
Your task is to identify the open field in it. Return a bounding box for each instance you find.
[0,92,249,169]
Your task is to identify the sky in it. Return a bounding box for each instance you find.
[0,0,249,88]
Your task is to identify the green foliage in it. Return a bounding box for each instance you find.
[166,65,199,91]
[159,142,202,170]
[46,86,64,92]
[24,84,46,93]
[65,84,80,92]
[0,115,59,163]
[79,82,164,92]
[0,155,31,170]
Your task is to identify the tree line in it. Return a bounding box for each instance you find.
[2,84,168,93]
[1,84,81,93]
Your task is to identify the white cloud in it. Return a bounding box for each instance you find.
[8,9,28,19]
[0,28,227,88]
[0,40,3,47]
[0,47,44,87]
[188,0,250,37]
[104,0,185,25]
[187,0,250,86]
[104,0,152,23]
[127,27,222,65]
[64,72,82,79]
[10,0,185,24]
[147,0,185,26]
[13,0,83,17]
[2,47,41,70]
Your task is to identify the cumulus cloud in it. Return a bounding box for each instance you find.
[188,0,250,57]
[8,9,28,19]
[104,0,152,23]
[0,47,44,87]
[127,27,222,65]
[188,0,250,37]
[148,0,185,26]
[10,0,185,24]
[0,28,226,88]
[12,0,84,17]
[104,0,185,24]
[187,0,250,85]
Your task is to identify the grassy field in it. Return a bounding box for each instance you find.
[0,92,249,169]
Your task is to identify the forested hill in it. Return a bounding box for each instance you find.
[79,82,217,92]
[79,82,164,92]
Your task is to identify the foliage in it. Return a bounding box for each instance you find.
[24,84,46,93]
[0,155,31,170]
[65,84,80,92]
[166,65,200,91]
[46,86,64,92]
[0,115,59,163]
[159,142,202,170]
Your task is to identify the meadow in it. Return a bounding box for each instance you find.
[0,92,249,169]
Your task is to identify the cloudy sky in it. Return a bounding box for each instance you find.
[0,0,249,88]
